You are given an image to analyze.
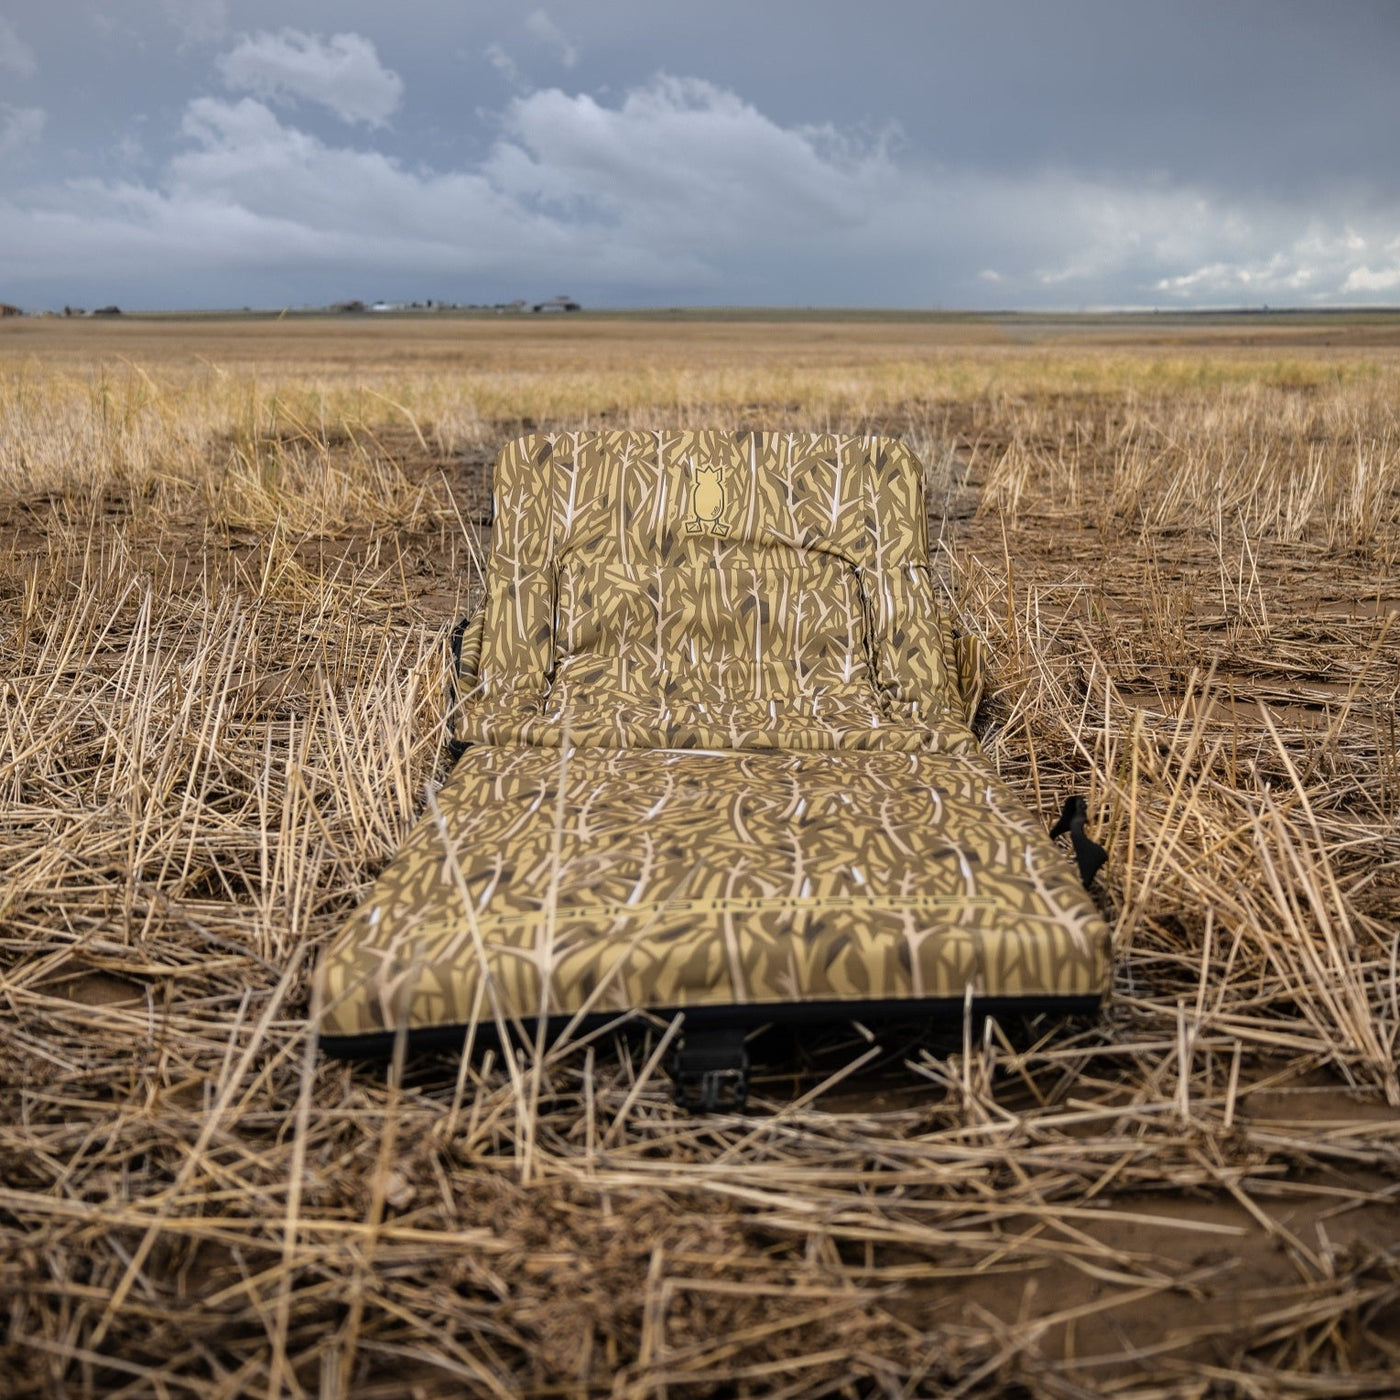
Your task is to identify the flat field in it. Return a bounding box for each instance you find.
[2,312,1399,1397]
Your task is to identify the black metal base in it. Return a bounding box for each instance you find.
[670,1027,751,1113]
[318,994,1103,1062]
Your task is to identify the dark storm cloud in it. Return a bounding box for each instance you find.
[1,0,1397,309]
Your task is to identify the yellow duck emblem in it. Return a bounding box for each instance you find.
[687,465,729,536]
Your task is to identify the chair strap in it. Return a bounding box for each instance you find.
[1050,796,1108,890]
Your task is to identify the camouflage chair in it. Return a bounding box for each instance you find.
[316,432,1110,1100]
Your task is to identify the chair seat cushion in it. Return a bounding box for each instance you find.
[317,744,1109,1042]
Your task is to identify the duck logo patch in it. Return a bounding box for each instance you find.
[687,464,729,536]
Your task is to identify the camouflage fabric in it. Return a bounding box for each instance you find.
[316,432,1110,1041]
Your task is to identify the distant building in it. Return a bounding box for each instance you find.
[331,300,366,313]
[91,305,123,316]
[0,303,22,317]
[532,296,581,313]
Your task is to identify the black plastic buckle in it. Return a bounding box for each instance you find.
[444,615,476,769]
[1050,795,1108,890]
[670,1028,749,1113]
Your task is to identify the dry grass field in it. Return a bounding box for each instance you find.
[2,312,1398,1398]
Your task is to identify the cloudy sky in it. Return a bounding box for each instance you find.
[2,0,1399,310]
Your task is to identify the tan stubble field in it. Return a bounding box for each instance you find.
[2,311,1398,1397]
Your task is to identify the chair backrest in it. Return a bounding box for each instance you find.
[457,430,973,752]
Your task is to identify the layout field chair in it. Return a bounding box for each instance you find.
[316,431,1111,1099]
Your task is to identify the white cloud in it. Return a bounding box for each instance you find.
[111,132,148,168]
[486,77,893,240]
[0,17,35,77]
[217,30,403,127]
[2,72,1400,309]
[1150,229,1397,302]
[525,11,578,68]
[485,43,524,89]
[100,94,695,286]
[1342,265,1400,293]
[161,0,228,45]
[0,105,44,156]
